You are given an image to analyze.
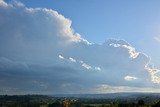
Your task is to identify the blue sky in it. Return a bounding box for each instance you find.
[1,0,160,94]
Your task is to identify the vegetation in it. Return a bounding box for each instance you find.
[0,94,160,107]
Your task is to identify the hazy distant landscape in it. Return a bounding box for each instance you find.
[1,93,160,107]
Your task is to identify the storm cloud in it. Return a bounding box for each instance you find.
[0,0,160,94]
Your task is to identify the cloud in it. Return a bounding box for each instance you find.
[154,36,160,43]
[59,55,64,59]
[58,55,101,71]
[0,0,7,6]
[82,63,92,70]
[69,57,76,63]
[109,41,139,59]
[145,65,160,84]
[0,57,29,73]
[124,76,138,81]
[92,84,160,94]
[95,67,101,71]
[0,0,159,94]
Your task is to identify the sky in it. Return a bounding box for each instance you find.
[10,0,160,66]
[0,0,160,94]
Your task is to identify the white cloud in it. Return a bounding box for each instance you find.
[124,76,138,81]
[69,57,76,63]
[109,43,121,47]
[110,42,139,59]
[145,65,160,84]
[123,45,139,59]
[58,55,101,71]
[82,63,92,70]
[0,0,7,6]
[58,55,64,59]
[95,67,101,71]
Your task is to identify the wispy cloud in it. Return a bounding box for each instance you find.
[154,36,160,42]
[92,84,160,93]
[124,76,138,81]
[82,63,92,70]
[69,57,76,63]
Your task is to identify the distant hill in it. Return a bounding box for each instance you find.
[52,92,160,99]
[52,92,160,104]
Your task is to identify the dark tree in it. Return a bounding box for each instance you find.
[152,101,160,107]
[138,100,145,106]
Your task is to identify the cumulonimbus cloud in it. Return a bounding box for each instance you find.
[0,0,160,94]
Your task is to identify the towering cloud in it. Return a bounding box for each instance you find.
[0,0,159,94]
